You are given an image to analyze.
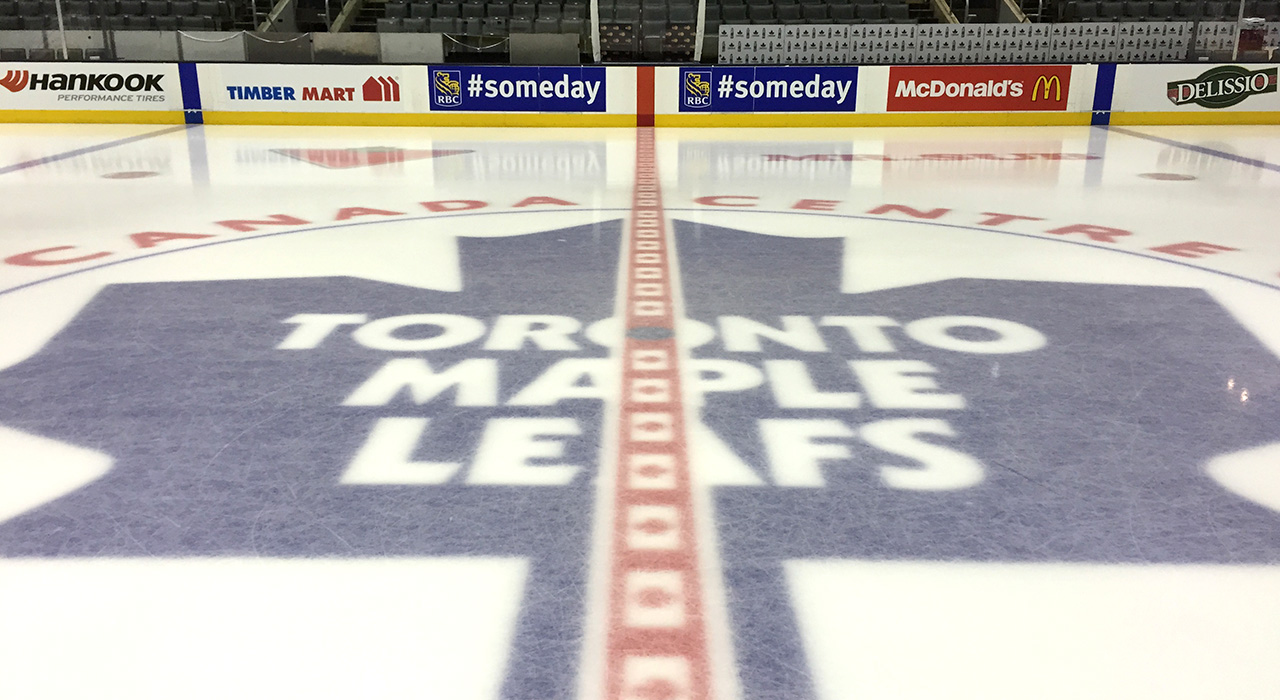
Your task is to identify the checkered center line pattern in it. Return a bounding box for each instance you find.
[602,127,713,700]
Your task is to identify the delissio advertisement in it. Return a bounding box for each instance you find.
[678,67,858,112]
[1111,63,1280,114]
[427,66,606,112]
[886,65,1072,112]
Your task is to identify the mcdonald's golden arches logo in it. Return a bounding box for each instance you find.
[1031,74,1062,102]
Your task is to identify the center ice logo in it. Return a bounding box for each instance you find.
[432,70,463,108]
[684,70,713,109]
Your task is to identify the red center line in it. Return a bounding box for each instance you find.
[603,127,713,700]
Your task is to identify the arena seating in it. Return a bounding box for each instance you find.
[1057,0,1280,20]
[0,0,235,31]
[376,0,587,35]
[707,0,918,26]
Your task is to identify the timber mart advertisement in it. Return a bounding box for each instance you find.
[887,65,1072,112]
[0,63,181,111]
[197,64,427,113]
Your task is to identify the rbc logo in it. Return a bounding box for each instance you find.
[684,70,712,109]
[432,70,463,108]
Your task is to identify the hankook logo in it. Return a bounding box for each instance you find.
[0,70,30,92]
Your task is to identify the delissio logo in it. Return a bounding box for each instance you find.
[684,71,712,109]
[1167,66,1278,109]
[432,70,463,108]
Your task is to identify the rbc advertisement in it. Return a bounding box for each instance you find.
[679,66,858,112]
[428,66,606,112]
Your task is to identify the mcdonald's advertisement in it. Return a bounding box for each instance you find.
[885,65,1072,112]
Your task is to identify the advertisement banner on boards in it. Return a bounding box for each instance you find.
[197,64,427,112]
[1113,63,1280,112]
[0,63,182,111]
[677,66,858,112]
[427,66,606,112]
[886,65,1072,112]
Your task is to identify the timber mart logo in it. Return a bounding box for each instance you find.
[432,70,463,108]
[1168,66,1278,109]
[362,76,400,102]
[1,70,29,92]
[684,70,713,109]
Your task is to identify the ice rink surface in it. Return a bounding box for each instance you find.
[1,122,1279,699]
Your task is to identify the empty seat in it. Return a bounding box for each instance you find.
[801,3,827,18]
[487,2,511,16]
[141,0,166,14]
[462,0,484,16]
[1098,0,1124,15]
[1149,0,1175,13]
[829,3,856,20]
[429,15,459,30]
[21,15,47,28]
[124,13,153,27]
[776,3,800,18]
[384,2,406,16]
[1257,0,1279,17]
[508,15,532,30]
[1203,0,1225,14]
[408,3,429,17]
[856,2,881,17]
[0,15,18,27]
[1124,0,1150,14]
[668,3,693,20]
[376,16,403,30]
[512,2,534,16]
[747,3,771,18]
[154,13,178,27]
[403,15,427,28]
[533,14,558,30]
[193,0,215,17]
[169,0,194,13]
[615,4,638,19]
[561,4,582,18]
[561,16,582,31]
[885,2,908,17]
[118,0,141,12]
